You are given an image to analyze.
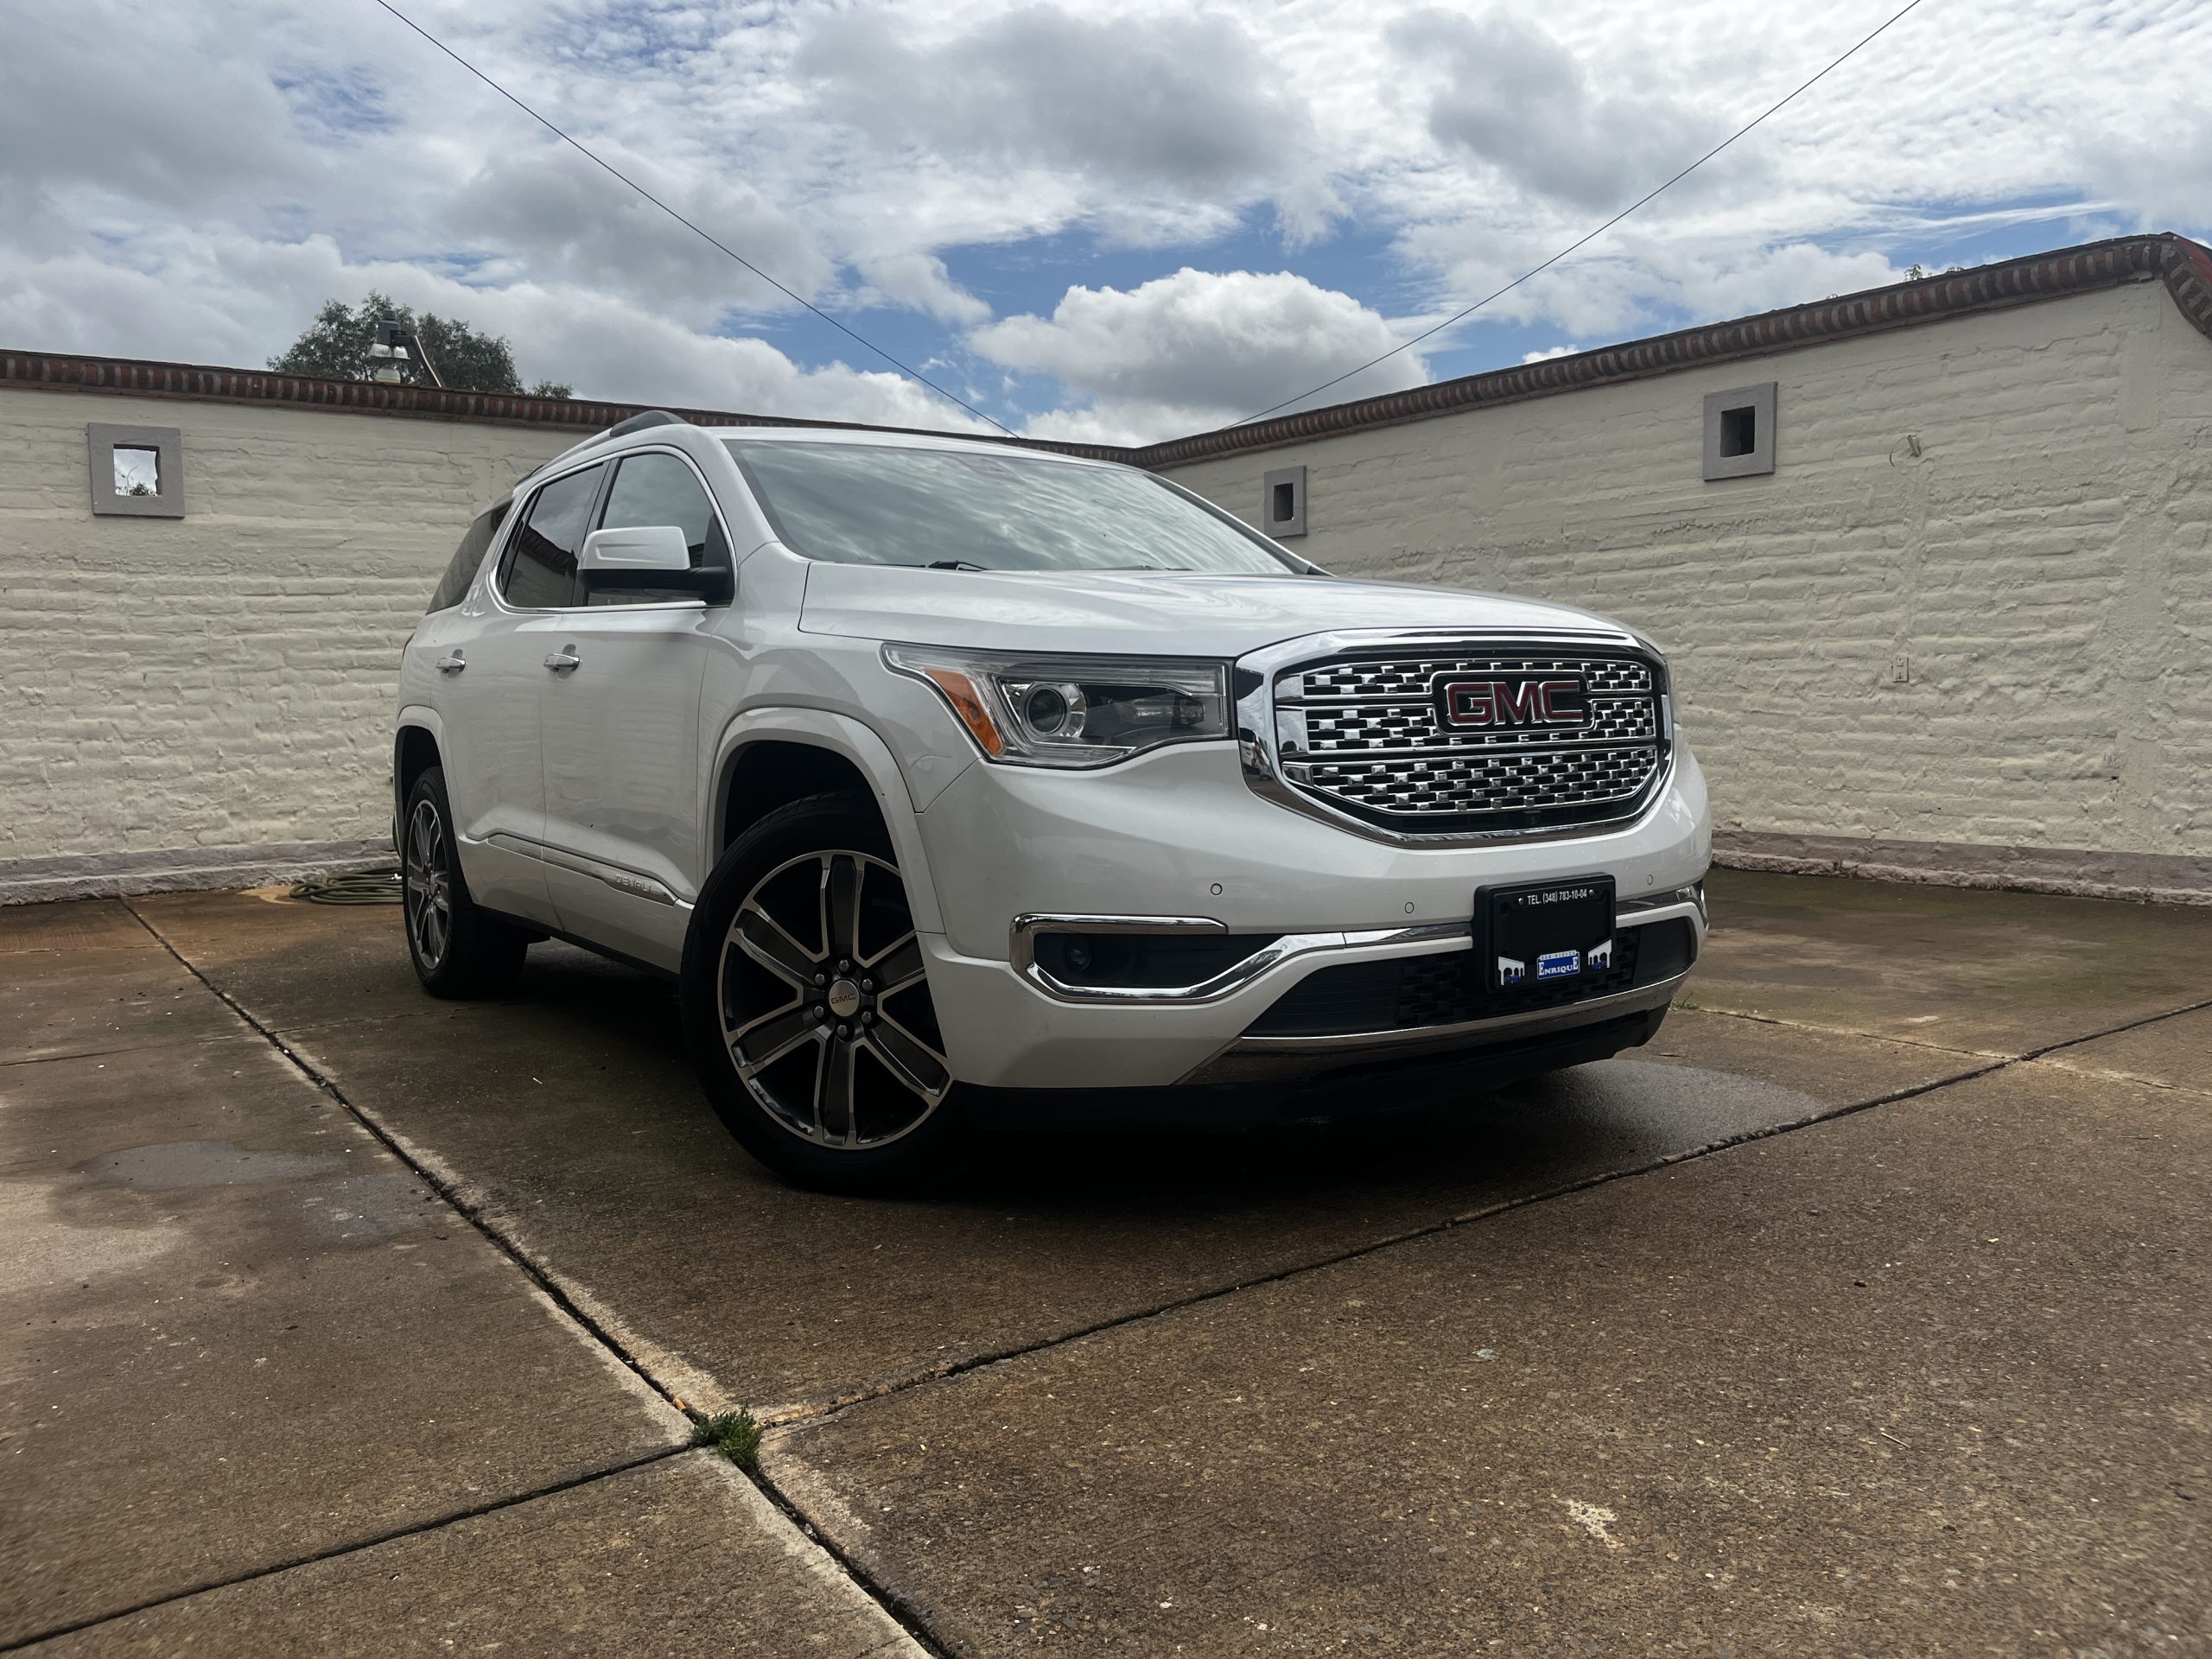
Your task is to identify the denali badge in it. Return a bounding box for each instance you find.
[1433,673,1589,729]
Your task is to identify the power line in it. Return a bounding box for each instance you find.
[368,0,1014,435]
[1233,0,1931,427]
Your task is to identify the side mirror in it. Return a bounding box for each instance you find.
[578,525,733,602]
[582,524,690,573]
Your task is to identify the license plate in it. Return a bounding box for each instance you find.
[1482,876,1616,991]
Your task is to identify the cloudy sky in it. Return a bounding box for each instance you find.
[5,0,2209,443]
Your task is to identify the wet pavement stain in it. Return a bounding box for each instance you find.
[77,1140,345,1190]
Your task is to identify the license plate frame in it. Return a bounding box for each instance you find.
[1479,875,1617,991]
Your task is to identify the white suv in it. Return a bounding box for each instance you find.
[394,411,1710,1187]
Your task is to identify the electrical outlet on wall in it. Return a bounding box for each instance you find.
[1891,652,1910,684]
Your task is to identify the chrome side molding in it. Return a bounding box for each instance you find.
[483,832,686,908]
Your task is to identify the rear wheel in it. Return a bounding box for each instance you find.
[401,766,530,998]
[681,791,957,1191]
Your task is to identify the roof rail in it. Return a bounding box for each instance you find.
[602,409,685,439]
[523,408,690,485]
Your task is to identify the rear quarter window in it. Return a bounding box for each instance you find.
[426,504,508,613]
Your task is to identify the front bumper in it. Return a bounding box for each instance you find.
[911,737,1710,1090]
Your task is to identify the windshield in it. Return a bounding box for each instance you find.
[724,440,1300,574]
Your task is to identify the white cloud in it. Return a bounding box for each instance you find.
[791,5,1340,239]
[6,0,2212,441]
[972,268,1425,444]
[439,147,836,319]
[1522,343,1580,363]
[850,251,992,326]
[1387,10,1713,213]
[0,229,988,432]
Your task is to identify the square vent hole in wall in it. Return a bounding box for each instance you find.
[1702,383,1776,480]
[87,423,186,518]
[1264,465,1306,538]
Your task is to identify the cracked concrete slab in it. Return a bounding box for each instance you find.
[1689,868,2212,1056]
[132,893,1967,1418]
[0,1021,686,1643]
[2034,1005,2212,1098]
[769,1059,2212,1656]
[22,1452,925,1658]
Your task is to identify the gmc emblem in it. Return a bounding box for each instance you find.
[1433,673,1589,729]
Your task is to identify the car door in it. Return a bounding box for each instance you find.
[537,448,728,971]
[439,461,608,924]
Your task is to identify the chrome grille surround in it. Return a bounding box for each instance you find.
[1236,628,1674,845]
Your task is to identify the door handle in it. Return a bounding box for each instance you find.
[435,652,467,674]
[543,649,581,673]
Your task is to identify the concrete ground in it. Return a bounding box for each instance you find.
[1,870,2205,1654]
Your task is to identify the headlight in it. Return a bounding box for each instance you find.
[884,645,1231,767]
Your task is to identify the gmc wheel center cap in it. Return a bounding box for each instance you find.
[826,979,863,1019]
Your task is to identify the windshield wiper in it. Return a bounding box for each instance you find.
[921,559,988,571]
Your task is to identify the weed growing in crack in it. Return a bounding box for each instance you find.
[691,1408,763,1470]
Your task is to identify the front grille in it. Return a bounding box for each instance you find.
[1305,747,1661,817]
[1247,920,1695,1039]
[1306,697,1656,753]
[1271,645,1668,836]
[1297,656,1652,701]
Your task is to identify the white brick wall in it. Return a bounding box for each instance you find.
[1,392,571,871]
[7,279,2208,898]
[1163,281,2212,869]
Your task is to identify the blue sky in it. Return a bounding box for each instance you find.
[5,1,2209,442]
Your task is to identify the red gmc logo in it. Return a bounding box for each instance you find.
[1433,674,1589,729]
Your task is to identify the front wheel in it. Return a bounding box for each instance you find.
[680,791,959,1192]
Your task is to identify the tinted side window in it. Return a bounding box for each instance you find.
[502,465,604,608]
[426,503,507,613]
[590,453,728,607]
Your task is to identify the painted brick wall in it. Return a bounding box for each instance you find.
[1,391,571,868]
[1162,280,2212,867]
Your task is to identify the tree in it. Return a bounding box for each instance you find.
[267,292,572,398]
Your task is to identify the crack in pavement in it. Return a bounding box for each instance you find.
[111,899,952,1659]
[1669,993,2212,1065]
[102,897,2212,1654]
[0,1447,694,1655]
[758,990,2212,1432]
[1669,998,2014,1059]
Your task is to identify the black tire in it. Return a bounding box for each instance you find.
[681,791,959,1192]
[400,766,531,998]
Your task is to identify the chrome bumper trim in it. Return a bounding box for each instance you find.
[1010,912,1469,1006]
[1178,971,1688,1085]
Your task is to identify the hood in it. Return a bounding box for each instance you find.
[796,563,1637,659]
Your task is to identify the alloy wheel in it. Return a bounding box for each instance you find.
[717,849,952,1149]
[403,798,454,972]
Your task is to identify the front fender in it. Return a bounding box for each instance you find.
[707,708,946,935]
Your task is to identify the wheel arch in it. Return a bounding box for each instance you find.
[393,711,446,848]
[708,710,944,935]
